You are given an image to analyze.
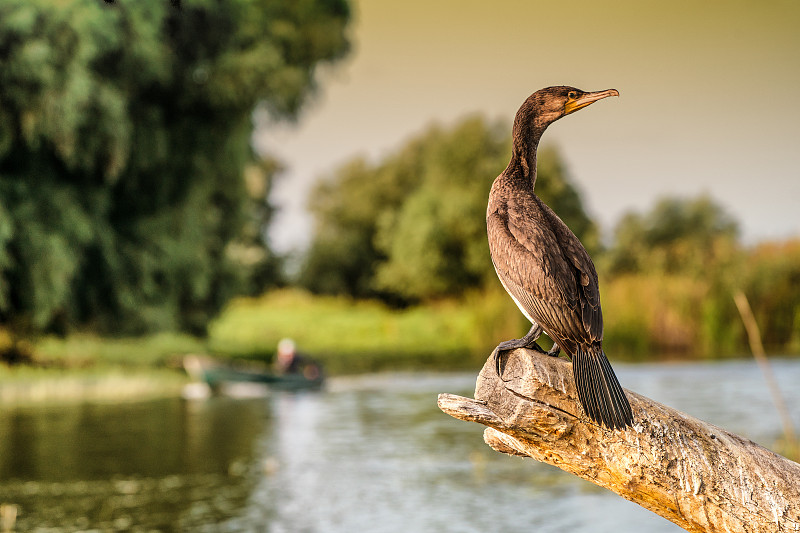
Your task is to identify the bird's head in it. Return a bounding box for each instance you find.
[516,86,619,134]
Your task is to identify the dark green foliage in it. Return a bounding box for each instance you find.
[299,116,599,301]
[0,0,351,336]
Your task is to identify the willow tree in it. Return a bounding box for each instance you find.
[0,0,351,339]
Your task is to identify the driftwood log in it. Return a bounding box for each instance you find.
[438,348,800,533]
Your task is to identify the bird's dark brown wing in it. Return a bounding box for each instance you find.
[487,193,602,353]
[536,200,603,339]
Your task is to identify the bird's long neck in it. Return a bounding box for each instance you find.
[510,117,546,190]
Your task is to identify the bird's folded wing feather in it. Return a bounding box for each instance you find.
[537,202,603,340]
[487,198,602,346]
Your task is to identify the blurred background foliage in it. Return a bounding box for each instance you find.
[299,116,598,302]
[0,0,350,342]
[293,117,800,363]
[0,0,798,371]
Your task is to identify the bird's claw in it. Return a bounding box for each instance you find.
[529,342,547,354]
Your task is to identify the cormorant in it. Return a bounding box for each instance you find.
[487,86,633,429]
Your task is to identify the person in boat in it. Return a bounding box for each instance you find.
[275,338,322,380]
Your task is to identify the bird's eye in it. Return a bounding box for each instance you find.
[568,91,578,100]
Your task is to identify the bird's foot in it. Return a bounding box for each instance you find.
[500,324,543,351]
[494,324,544,379]
[528,342,548,354]
[497,338,531,352]
[546,344,561,358]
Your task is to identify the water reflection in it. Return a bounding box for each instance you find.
[0,397,271,530]
[1,359,798,531]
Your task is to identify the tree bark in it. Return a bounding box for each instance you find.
[437,348,800,533]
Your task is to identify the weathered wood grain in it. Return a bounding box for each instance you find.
[437,348,800,533]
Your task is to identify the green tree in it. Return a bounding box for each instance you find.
[300,116,599,301]
[0,0,351,337]
[604,195,739,277]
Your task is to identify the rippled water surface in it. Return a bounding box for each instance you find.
[1,358,799,532]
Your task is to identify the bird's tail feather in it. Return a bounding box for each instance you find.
[572,346,633,429]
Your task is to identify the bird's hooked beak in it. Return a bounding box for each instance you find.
[564,89,619,115]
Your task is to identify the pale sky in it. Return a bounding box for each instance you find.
[255,0,800,253]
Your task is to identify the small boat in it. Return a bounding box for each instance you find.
[183,355,324,394]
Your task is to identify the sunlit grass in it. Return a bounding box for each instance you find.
[24,289,523,379]
[4,334,201,403]
[206,288,507,374]
[600,273,748,360]
[34,331,206,367]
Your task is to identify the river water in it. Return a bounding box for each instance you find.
[1,358,799,532]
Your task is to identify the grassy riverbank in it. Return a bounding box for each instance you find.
[205,288,524,374]
[33,332,207,368]
[6,285,797,402]
[7,289,525,388]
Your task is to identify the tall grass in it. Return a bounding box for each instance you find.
[34,332,207,368]
[601,274,741,359]
[206,288,524,374]
[4,333,200,403]
[600,239,800,359]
